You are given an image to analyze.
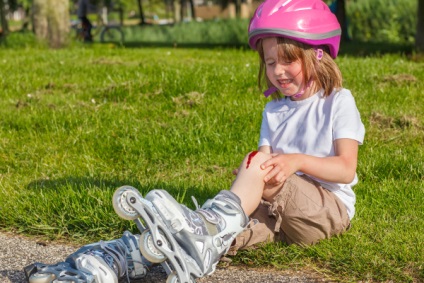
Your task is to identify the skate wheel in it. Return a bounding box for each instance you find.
[166,271,196,283]
[166,272,179,283]
[112,186,142,220]
[139,230,169,263]
[29,272,56,283]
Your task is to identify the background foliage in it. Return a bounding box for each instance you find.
[347,0,418,44]
[1,0,420,45]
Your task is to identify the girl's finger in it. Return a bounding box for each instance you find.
[264,166,279,182]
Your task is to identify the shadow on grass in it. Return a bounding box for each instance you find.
[2,29,418,59]
[116,39,416,58]
[26,176,215,205]
[116,22,416,57]
[22,177,217,240]
[26,176,138,192]
[120,41,247,50]
[338,40,415,57]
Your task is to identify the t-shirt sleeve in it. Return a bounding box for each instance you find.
[258,108,271,147]
[333,90,365,144]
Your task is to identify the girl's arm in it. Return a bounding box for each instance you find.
[259,145,272,154]
[261,138,359,185]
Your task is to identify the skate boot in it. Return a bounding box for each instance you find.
[112,186,248,283]
[24,231,150,283]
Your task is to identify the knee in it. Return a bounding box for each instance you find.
[241,151,271,172]
[236,151,273,183]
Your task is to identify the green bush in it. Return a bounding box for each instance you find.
[122,19,250,46]
[347,0,417,43]
[120,0,418,46]
[0,31,45,48]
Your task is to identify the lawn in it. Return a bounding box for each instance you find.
[0,38,423,282]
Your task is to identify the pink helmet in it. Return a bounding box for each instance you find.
[248,0,341,58]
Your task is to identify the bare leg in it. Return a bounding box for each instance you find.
[230,151,285,215]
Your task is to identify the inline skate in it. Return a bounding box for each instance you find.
[24,231,149,283]
[112,186,248,283]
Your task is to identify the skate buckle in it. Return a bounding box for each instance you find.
[171,219,184,231]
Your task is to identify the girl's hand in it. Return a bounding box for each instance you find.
[259,139,359,185]
[260,154,301,185]
[232,168,239,175]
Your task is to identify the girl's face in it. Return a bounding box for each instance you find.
[262,37,306,99]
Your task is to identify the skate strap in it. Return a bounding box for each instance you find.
[191,196,201,209]
[213,202,239,215]
[202,198,237,213]
[197,212,220,235]
[121,232,149,278]
[100,241,128,279]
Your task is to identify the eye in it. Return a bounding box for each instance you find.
[266,61,275,66]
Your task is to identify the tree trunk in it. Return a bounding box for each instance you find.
[0,0,9,39]
[188,0,195,20]
[174,0,181,22]
[32,0,70,48]
[180,0,186,21]
[136,0,146,25]
[228,0,236,19]
[240,0,252,19]
[416,0,424,51]
[335,0,349,41]
[21,7,31,32]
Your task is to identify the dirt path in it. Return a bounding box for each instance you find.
[0,232,328,283]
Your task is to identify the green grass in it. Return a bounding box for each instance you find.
[0,39,423,282]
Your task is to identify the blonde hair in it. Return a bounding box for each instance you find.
[256,37,343,99]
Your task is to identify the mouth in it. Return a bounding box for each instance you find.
[277,79,293,88]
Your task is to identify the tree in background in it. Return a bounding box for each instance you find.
[335,0,349,41]
[417,0,424,51]
[135,0,146,24]
[0,1,9,39]
[2,0,424,50]
[180,0,195,22]
[328,0,349,41]
[32,0,69,47]
[130,0,195,24]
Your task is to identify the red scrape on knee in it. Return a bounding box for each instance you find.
[246,150,259,169]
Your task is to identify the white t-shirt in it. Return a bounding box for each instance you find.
[259,88,365,219]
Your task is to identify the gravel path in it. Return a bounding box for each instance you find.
[0,232,328,283]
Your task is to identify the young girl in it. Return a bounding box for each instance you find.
[25,0,365,282]
[229,0,366,248]
[129,0,365,278]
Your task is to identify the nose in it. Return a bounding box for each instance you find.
[274,63,285,77]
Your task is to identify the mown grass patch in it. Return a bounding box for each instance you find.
[0,43,423,282]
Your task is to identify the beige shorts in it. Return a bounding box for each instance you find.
[229,174,351,253]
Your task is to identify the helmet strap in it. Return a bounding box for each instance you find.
[263,80,312,99]
[315,48,324,60]
[263,87,277,97]
[293,79,312,98]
